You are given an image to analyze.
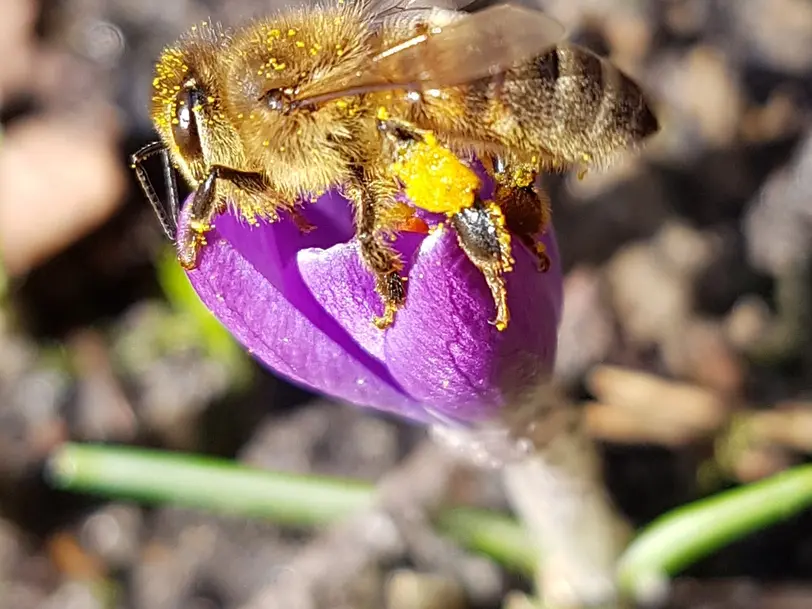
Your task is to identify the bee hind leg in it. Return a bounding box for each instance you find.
[450,197,514,331]
[498,183,552,272]
[492,159,552,273]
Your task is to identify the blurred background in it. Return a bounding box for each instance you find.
[1,0,812,607]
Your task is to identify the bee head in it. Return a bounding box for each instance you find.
[150,22,246,187]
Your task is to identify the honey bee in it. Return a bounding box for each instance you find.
[132,0,658,331]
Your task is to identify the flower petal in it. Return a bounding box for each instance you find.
[181,172,563,425]
[184,198,427,420]
[297,233,423,362]
[383,227,562,422]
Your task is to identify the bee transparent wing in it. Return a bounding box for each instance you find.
[297,4,565,105]
[363,0,555,19]
[375,4,564,87]
[363,0,473,20]
[451,0,552,14]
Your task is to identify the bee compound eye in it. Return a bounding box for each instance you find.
[262,88,288,113]
[172,87,205,160]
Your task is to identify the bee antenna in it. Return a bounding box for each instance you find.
[131,141,180,241]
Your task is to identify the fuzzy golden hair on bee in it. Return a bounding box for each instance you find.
[221,0,378,200]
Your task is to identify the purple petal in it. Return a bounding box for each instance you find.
[181,179,563,424]
[384,228,561,421]
[297,233,423,362]
[184,196,427,421]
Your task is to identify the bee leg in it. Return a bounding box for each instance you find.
[176,165,267,269]
[497,183,552,272]
[492,160,552,273]
[176,168,220,270]
[450,197,514,331]
[376,115,430,144]
[346,175,405,329]
[290,208,317,234]
[478,154,496,176]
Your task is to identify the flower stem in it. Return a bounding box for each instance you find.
[47,443,371,527]
[435,507,538,576]
[501,429,630,609]
[488,383,631,608]
[617,464,812,600]
[47,442,535,573]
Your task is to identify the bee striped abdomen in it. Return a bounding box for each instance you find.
[486,44,658,168]
[588,60,659,163]
[549,46,605,150]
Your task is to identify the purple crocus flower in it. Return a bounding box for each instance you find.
[181,171,563,425]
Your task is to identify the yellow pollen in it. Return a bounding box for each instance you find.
[513,166,535,188]
[389,132,480,215]
[295,40,305,48]
[190,219,212,234]
[287,29,297,36]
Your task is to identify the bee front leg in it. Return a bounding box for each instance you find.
[177,168,221,270]
[450,197,514,331]
[176,165,268,270]
[346,174,406,330]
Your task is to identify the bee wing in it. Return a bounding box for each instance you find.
[364,0,475,20]
[363,0,552,20]
[297,4,565,105]
[376,4,565,86]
